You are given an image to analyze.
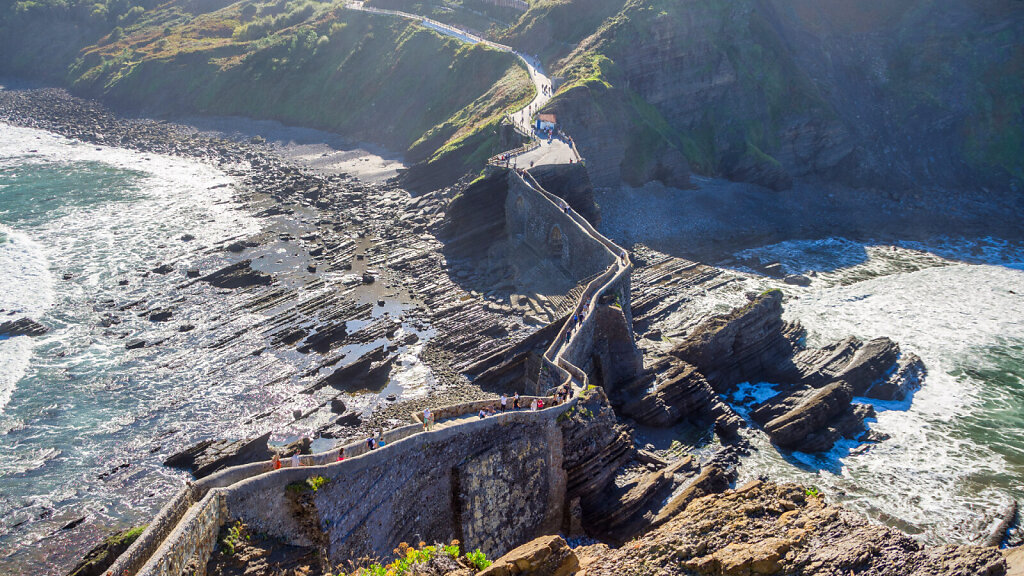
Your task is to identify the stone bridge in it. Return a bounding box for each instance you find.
[104,164,640,576]
[103,7,641,575]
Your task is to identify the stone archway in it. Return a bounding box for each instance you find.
[515,195,526,235]
[548,224,563,256]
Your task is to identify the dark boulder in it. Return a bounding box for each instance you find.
[163,432,272,479]
[0,317,49,337]
[784,274,812,286]
[200,259,272,289]
[756,382,870,452]
[147,308,173,322]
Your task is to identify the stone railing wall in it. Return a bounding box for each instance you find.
[135,489,227,576]
[410,395,553,422]
[109,6,633,574]
[506,170,615,285]
[508,170,633,393]
[121,398,579,575]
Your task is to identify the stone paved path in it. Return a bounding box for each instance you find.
[344,1,580,167]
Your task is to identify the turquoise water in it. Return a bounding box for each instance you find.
[730,239,1024,546]
[0,121,436,575]
[0,123,263,574]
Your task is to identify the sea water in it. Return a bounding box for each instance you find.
[0,123,261,573]
[729,238,1024,546]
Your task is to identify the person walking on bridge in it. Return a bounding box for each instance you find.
[500,394,508,412]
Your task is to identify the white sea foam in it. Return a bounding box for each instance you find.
[732,237,1024,544]
[0,225,54,413]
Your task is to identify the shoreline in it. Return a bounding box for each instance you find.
[1,82,1021,574]
[0,85,517,575]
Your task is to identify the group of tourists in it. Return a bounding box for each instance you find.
[270,451,308,470]
[365,429,386,450]
[564,302,589,345]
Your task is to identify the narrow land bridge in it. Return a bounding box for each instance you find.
[105,10,637,576]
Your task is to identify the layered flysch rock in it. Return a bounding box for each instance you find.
[613,356,744,438]
[751,381,874,453]
[163,432,273,479]
[656,290,924,453]
[0,317,49,337]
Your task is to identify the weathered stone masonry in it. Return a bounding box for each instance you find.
[225,410,567,563]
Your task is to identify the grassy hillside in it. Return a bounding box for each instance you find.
[1,0,534,175]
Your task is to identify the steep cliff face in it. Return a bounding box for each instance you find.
[539,0,1022,192]
[665,289,923,453]
[525,163,602,226]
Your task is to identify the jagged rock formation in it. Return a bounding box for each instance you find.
[0,317,49,337]
[559,389,635,514]
[614,356,743,438]
[623,289,924,453]
[163,433,273,479]
[479,535,579,576]
[441,171,511,261]
[537,0,1023,192]
[544,85,691,189]
[670,290,801,392]
[751,381,874,452]
[525,163,601,226]
[200,259,273,289]
[574,481,1008,576]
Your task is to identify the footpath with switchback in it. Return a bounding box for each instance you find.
[103,8,628,576]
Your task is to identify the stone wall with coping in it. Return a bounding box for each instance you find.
[105,485,199,576]
[505,171,615,282]
[135,489,227,576]
[110,155,634,576]
[411,395,553,422]
[221,401,575,564]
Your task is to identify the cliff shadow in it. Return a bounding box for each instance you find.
[596,176,1024,272]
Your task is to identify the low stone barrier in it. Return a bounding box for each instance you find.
[411,395,554,423]
[136,489,227,576]
[107,10,632,572]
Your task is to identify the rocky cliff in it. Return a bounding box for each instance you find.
[0,0,534,180]
[519,0,1023,193]
[620,289,924,454]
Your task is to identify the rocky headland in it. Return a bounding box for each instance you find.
[0,84,1019,576]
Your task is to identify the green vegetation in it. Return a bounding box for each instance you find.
[805,486,821,499]
[67,524,148,576]
[335,540,492,576]
[219,521,249,556]
[1,0,534,174]
[497,0,628,65]
[465,548,492,571]
[556,403,594,422]
[366,0,521,37]
[287,474,330,494]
